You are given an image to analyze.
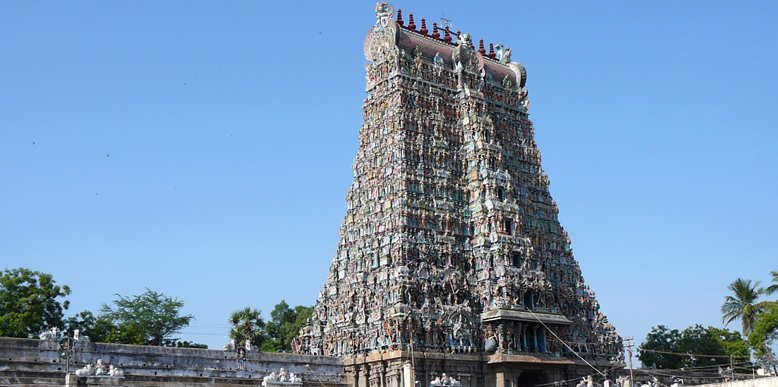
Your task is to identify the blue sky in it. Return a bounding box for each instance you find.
[2,1,777,356]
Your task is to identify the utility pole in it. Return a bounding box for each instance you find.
[623,337,635,387]
[730,355,734,381]
[764,344,778,375]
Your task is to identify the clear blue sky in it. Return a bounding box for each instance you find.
[2,1,777,355]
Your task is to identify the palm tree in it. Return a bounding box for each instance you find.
[764,269,778,296]
[229,307,265,348]
[721,278,763,339]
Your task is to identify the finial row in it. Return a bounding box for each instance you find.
[395,8,501,54]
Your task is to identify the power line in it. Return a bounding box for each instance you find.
[525,308,607,378]
[639,348,750,359]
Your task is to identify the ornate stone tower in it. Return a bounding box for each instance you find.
[294,3,622,387]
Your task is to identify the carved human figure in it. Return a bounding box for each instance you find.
[94,359,108,376]
[278,367,289,382]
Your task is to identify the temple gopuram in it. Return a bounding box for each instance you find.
[293,3,623,387]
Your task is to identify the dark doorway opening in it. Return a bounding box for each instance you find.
[517,371,546,387]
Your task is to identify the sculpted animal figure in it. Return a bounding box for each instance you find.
[108,365,124,377]
[75,364,93,377]
[494,44,512,63]
[39,327,59,340]
[263,371,279,387]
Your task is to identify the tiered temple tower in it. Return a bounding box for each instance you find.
[294,4,622,387]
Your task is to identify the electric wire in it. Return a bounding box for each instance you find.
[525,308,608,378]
[638,348,751,359]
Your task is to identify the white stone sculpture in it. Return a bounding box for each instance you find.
[108,365,124,377]
[431,373,460,386]
[94,359,108,376]
[223,339,235,351]
[278,367,289,382]
[39,327,59,340]
[494,44,511,63]
[263,372,279,387]
[263,369,302,386]
[75,364,93,377]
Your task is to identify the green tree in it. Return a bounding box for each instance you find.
[229,307,266,349]
[0,268,71,338]
[748,304,778,355]
[63,310,116,343]
[708,327,750,361]
[676,325,749,367]
[99,289,194,346]
[722,278,764,338]
[175,340,208,349]
[638,325,749,370]
[638,325,683,369]
[260,300,313,352]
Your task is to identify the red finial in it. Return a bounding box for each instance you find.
[432,22,440,39]
[396,9,404,26]
[478,39,486,55]
[420,18,428,35]
[408,13,416,30]
[488,42,496,59]
[444,26,452,43]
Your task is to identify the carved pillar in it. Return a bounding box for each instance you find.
[532,326,538,352]
[359,365,370,387]
[495,371,507,387]
[403,361,415,387]
[380,362,387,387]
[521,325,528,351]
[350,365,361,387]
[386,361,402,387]
[459,374,472,387]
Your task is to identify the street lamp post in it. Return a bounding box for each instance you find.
[58,333,76,376]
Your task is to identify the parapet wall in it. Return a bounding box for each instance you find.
[0,337,345,387]
[691,376,778,387]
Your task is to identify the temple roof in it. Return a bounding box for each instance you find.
[365,5,527,88]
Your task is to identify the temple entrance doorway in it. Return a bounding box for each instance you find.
[517,371,546,387]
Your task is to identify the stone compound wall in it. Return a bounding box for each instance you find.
[0,337,345,387]
[690,376,778,387]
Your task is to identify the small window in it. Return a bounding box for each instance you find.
[498,187,505,201]
[511,252,521,267]
[504,219,512,234]
[524,292,534,310]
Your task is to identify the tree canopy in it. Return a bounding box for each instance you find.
[722,278,764,338]
[748,305,778,356]
[638,325,749,370]
[260,300,313,352]
[98,289,194,346]
[229,307,266,349]
[0,268,71,338]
